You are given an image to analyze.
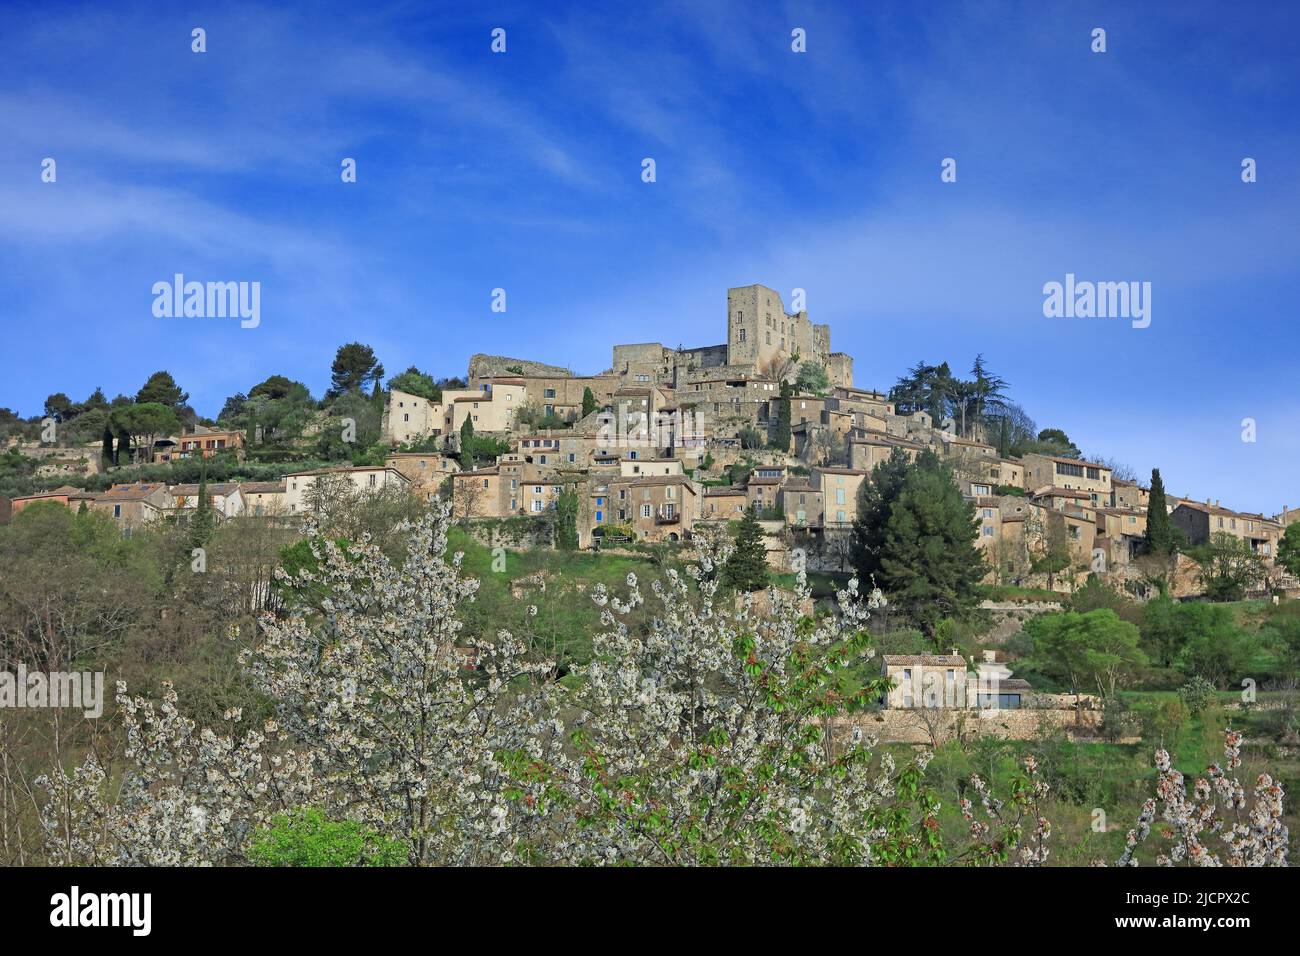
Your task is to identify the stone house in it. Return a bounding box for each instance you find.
[169,482,244,517]
[239,480,288,516]
[91,482,172,530]
[598,475,699,543]
[817,467,867,529]
[383,388,442,446]
[1171,500,1281,562]
[283,466,410,514]
[1022,453,1112,498]
[780,480,823,529]
[8,485,97,518]
[701,486,749,521]
[154,427,246,463]
[385,451,460,499]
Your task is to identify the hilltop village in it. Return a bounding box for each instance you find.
[3,284,1296,600]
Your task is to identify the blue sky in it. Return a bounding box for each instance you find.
[1,0,1296,513]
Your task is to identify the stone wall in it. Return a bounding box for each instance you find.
[843,707,1104,745]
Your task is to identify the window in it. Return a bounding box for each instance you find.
[983,526,994,537]
[738,328,746,343]
[544,388,556,398]
[482,479,489,488]
[534,486,543,494]
[836,489,845,505]
[1056,461,1083,478]
[1086,467,1100,480]
[113,505,121,518]
[369,474,377,487]
[531,500,544,512]
[641,504,652,519]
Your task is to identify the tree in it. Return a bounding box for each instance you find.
[1142,468,1176,557]
[1276,523,1300,577]
[963,354,1009,439]
[100,425,115,469]
[135,371,188,410]
[43,393,74,421]
[1024,609,1147,710]
[554,486,579,550]
[110,403,182,460]
[459,417,475,459]
[1028,510,1072,592]
[795,361,830,396]
[581,387,598,418]
[722,508,770,592]
[774,380,792,452]
[850,449,985,637]
[1190,532,1265,602]
[188,472,216,550]
[330,343,383,397]
[738,425,765,450]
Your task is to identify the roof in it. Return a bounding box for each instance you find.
[169,483,240,496]
[239,481,287,494]
[97,483,166,502]
[285,466,409,481]
[882,654,967,667]
[703,485,746,497]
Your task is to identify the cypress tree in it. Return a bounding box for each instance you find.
[189,470,215,549]
[723,508,771,592]
[101,425,114,470]
[1143,468,1176,556]
[581,387,598,418]
[459,418,476,462]
[774,381,792,452]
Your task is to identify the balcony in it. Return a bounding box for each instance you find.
[655,511,681,525]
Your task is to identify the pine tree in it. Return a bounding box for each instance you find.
[1143,468,1176,556]
[723,508,770,592]
[850,448,985,637]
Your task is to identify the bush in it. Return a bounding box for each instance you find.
[249,809,409,867]
[1177,676,1216,716]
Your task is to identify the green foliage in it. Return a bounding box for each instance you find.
[110,402,182,450]
[774,380,792,452]
[135,370,189,410]
[249,809,409,866]
[794,361,830,395]
[555,486,580,550]
[738,425,765,450]
[850,449,985,636]
[581,386,598,418]
[1177,676,1217,716]
[330,342,383,397]
[722,509,770,592]
[187,473,215,550]
[1278,524,1300,577]
[1189,532,1265,602]
[1023,609,1147,699]
[1142,468,1177,558]
[386,366,441,402]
